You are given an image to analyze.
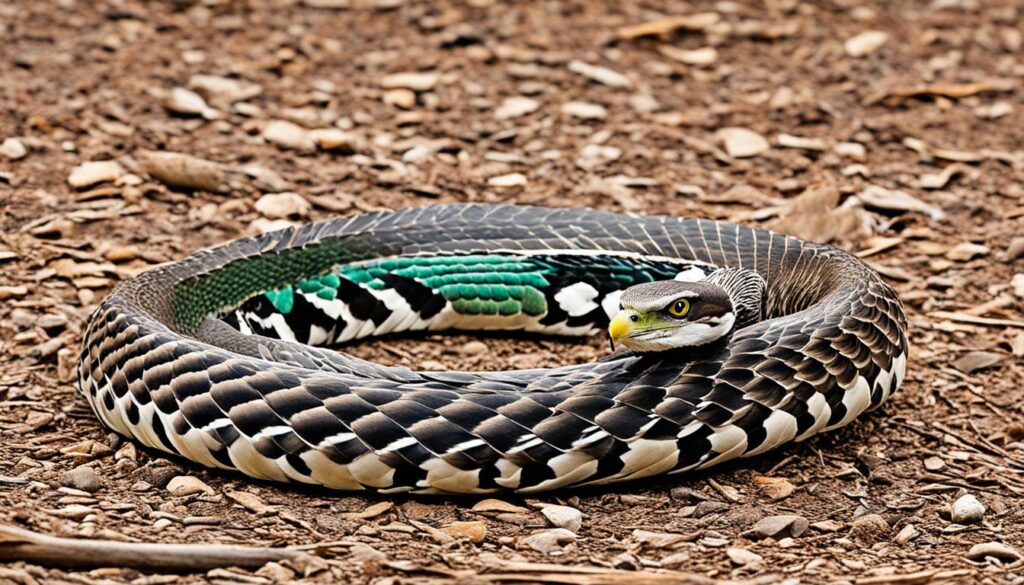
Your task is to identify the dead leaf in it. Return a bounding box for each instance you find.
[769,181,873,244]
[340,501,393,520]
[856,236,904,258]
[408,519,455,545]
[226,491,275,515]
[751,474,795,500]
[952,351,1006,374]
[632,529,695,550]
[858,185,945,221]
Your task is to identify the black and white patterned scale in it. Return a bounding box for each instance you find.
[78,205,909,493]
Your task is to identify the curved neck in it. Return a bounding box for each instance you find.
[704,268,766,329]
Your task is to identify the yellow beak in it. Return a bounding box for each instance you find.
[608,313,632,344]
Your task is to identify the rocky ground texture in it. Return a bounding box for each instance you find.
[2,0,1024,583]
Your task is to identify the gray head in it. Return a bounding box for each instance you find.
[608,269,765,353]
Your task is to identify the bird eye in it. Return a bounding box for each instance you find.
[668,299,690,318]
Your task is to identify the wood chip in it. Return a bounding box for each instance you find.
[138,151,231,193]
[380,71,439,92]
[472,499,530,514]
[929,311,1024,329]
[875,79,1017,104]
[844,30,888,57]
[920,164,967,190]
[616,13,720,40]
[777,133,827,151]
[567,60,631,88]
[657,46,718,66]
[945,242,989,261]
[716,127,769,158]
[341,501,392,520]
[0,286,28,300]
[225,491,275,515]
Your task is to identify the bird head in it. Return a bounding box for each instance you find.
[608,280,737,352]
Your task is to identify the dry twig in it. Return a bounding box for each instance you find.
[0,523,324,573]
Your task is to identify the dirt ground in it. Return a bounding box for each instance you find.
[2,0,1024,583]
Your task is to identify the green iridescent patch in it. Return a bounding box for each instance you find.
[264,287,294,314]
[336,254,554,317]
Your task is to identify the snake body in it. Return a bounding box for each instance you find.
[78,205,908,494]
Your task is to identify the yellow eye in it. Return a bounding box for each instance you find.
[668,298,690,318]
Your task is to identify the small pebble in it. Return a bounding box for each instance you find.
[462,341,488,355]
[541,505,583,533]
[777,133,826,151]
[311,129,359,152]
[1005,238,1024,261]
[380,71,439,92]
[567,60,631,88]
[726,547,762,567]
[924,456,945,471]
[61,466,103,493]
[845,30,888,57]
[658,45,718,66]
[849,514,890,543]
[717,127,769,158]
[166,475,214,496]
[443,520,487,544]
[894,524,919,545]
[692,500,729,518]
[255,192,311,219]
[562,101,607,120]
[576,144,621,170]
[55,504,96,520]
[0,286,28,300]
[263,120,315,152]
[521,528,576,554]
[950,494,985,524]
[833,142,866,161]
[495,96,540,120]
[0,137,27,160]
[488,173,527,188]
[945,242,990,261]
[166,87,219,120]
[742,514,808,540]
[383,88,417,109]
[189,74,263,104]
[68,160,125,188]
[967,542,1021,562]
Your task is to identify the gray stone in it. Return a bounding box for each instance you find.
[950,494,985,524]
[541,505,583,533]
[742,514,809,540]
[61,466,103,493]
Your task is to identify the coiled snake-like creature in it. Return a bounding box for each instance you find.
[78,205,908,494]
